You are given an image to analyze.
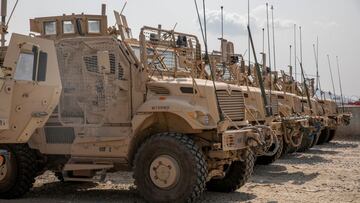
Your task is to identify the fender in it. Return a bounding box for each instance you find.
[135,97,218,130]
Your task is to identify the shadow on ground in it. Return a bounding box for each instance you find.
[252,164,319,186]
[320,142,359,149]
[304,148,340,155]
[5,180,257,203]
[203,191,257,202]
[3,181,143,203]
[279,153,331,165]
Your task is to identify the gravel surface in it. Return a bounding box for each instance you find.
[3,141,360,203]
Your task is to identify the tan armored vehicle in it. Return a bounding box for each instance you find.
[276,71,324,152]
[0,5,274,202]
[207,39,309,164]
[0,33,62,197]
[308,82,351,144]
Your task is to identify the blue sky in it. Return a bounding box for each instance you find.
[6,0,360,98]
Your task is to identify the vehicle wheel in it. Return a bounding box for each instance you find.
[206,149,255,192]
[297,128,314,152]
[133,133,207,203]
[256,135,283,165]
[55,172,65,182]
[0,144,37,199]
[326,129,337,142]
[283,132,300,154]
[317,128,330,145]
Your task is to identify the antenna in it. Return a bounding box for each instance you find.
[220,6,226,71]
[271,5,277,71]
[262,28,265,53]
[289,45,292,68]
[120,1,128,15]
[6,0,18,27]
[194,0,223,121]
[336,56,345,112]
[1,0,7,47]
[221,6,224,40]
[289,45,292,79]
[299,26,303,84]
[327,55,337,103]
[248,25,271,117]
[265,3,273,113]
[313,45,319,91]
[266,3,272,73]
[294,24,297,81]
[298,59,313,112]
[248,0,251,72]
[202,0,208,51]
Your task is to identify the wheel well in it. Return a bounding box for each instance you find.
[128,112,202,167]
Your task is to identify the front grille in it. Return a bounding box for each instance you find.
[148,85,170,95]
[267,94,279,115]
[217,90,245,121]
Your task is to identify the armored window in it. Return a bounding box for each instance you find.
[14,53,34,81]
[88,20,100,33]
[109,53,116,74]
[44,21,57,35]
[84,55,99,73]
[131,46,140,58]
[63,21,75,34]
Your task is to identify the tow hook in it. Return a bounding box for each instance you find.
[0,150,9,166]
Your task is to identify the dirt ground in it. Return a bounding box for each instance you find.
[3,140,360,203]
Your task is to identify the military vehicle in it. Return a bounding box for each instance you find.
[0,32,62,198]
[276,70,324,152]
[0,0,62,198]
[0,4,274,202]
[307,80,351,144]
[207,39,309,164]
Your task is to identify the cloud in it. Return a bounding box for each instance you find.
[198,5,296,36]
[313,21,339,28]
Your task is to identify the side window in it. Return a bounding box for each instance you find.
[37,51,48,81]
[14,47,48,82]
[63,20,75,34]
[14,53,35,81]
[44,21,57,35]
[88,20,100,33]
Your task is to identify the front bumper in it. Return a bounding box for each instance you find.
[221,125,274,154]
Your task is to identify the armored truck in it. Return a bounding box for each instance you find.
[0,6,272,202]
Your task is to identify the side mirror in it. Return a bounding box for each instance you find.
[97,51,110,74]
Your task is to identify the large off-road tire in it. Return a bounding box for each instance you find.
[283,140,298,154]
[0,144,37,199]
[326,129,337,143]
[297,128,314,152]
[55,172,65,182]
[206,149,255,192]
[317,128,330,145]
[133,133,207,203]
[256,135,283,165]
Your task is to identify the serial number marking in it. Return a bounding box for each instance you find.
[151,106,170,111]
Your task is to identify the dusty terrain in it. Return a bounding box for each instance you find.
[4,140,360,203]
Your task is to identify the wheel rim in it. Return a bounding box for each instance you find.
[149,155,180,189]
[0,156,8,181]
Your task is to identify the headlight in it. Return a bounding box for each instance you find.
[198,115,210,125]
[187,111,212,126]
